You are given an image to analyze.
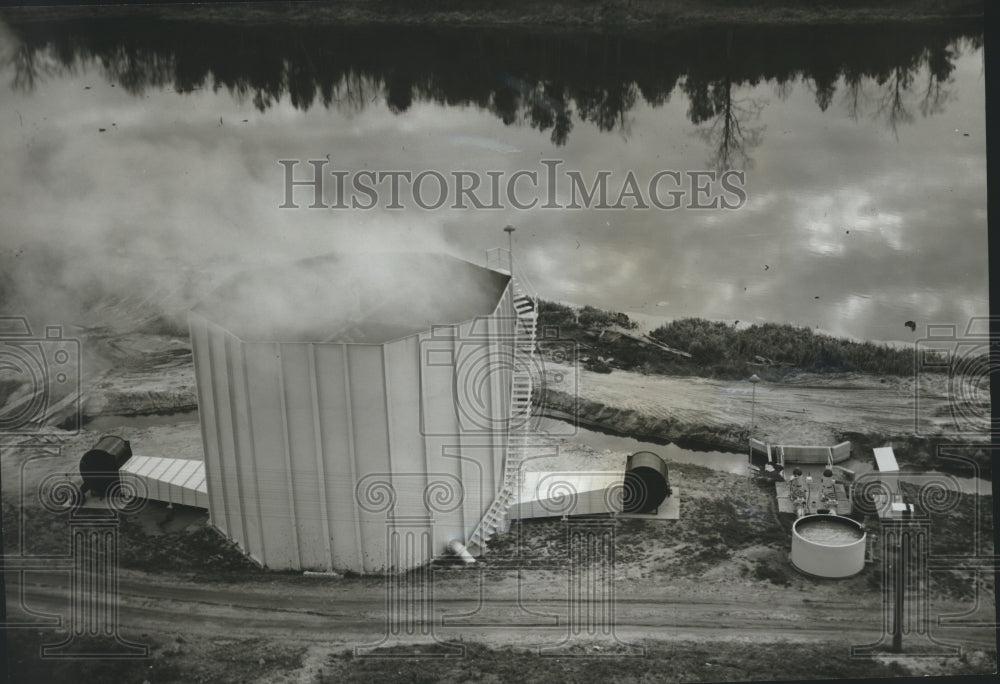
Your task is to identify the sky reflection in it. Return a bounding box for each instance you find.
[0,18,986,346]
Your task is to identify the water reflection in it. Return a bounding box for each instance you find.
[0,13,986,345]
[2,16,982,168]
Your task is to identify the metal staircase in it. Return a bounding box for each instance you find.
[466,250,538,554]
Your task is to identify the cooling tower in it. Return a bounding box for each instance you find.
[188,251,534,573]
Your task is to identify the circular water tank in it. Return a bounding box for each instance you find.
[79,435,132,498]
[790,514,866,578]
[622,451,671,514]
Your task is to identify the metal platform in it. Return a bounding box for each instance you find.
[510,471,679,521]
[511,471,622,519]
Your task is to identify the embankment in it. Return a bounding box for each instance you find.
[540,388,748,453]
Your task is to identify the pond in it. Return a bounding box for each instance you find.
[535,416,748,474]
[83,409,199,433]
[0,12,986,348]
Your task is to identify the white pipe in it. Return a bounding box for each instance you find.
[447,539,476,564]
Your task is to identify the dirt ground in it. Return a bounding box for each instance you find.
[540,360,986,448]
[1,329,996,682]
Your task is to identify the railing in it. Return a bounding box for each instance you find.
[485,247,539,308]
[485,247,512,274]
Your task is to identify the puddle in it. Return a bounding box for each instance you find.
[84,409,199,432]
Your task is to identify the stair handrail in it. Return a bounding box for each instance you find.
[466,256,538,551]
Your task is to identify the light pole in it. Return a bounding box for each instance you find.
[747,373,760,476]
[504,225,515,273]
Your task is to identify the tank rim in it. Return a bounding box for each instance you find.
[792,513,866,548]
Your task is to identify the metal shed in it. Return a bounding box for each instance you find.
[188,251,535,573]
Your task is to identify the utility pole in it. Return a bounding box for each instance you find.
[748,374,760,462]
[744,373,762,509]
[892,505,912,652]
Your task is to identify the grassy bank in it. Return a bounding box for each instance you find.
[539,300,945,379]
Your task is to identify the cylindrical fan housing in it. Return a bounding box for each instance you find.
[622,450,671,514]
[79,435,133,498]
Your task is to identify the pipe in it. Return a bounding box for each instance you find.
[447,539,476,564]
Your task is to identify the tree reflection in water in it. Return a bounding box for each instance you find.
[1,14,982,168]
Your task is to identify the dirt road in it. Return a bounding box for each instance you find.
[2,329,994,681]
[8,570,995,652]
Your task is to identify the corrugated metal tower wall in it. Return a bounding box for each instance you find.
[189,284,516,573]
